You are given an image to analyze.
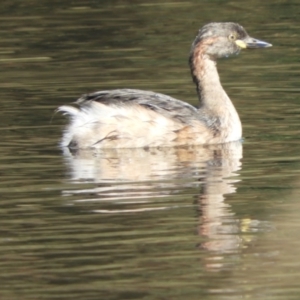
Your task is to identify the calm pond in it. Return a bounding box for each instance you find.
[1,0,300,299]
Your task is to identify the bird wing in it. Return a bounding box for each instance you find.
[76,89,200,125]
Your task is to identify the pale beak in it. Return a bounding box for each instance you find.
[235,37,272,49]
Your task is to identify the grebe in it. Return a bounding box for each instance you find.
[59,22,271,149]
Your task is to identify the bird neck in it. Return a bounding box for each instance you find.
[190,51,228,108]
[189,45,242,141]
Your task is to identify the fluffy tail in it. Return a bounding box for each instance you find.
[57,105,81,147]
[57,105,79,118]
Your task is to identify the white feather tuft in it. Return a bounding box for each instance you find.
[58,105,79,117]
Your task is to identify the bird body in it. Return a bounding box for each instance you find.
[59,22,271,149]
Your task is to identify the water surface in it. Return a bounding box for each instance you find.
[1,1,300,299]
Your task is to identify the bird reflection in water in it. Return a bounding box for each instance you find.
[60,142,262,270]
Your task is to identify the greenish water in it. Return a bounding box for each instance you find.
[1,0,300,299]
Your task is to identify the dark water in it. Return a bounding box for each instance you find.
[1,0,300,299]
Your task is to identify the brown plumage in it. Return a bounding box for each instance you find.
[58,22,271,149]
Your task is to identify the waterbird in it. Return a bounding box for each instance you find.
[58,22,272,149]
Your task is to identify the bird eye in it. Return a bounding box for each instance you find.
[228,33,236,41]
